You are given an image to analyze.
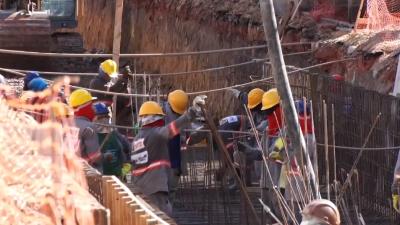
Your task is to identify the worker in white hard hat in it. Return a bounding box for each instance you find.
[130,95,206,215]
[301,199,341,225]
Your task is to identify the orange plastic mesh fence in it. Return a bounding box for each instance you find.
[0,82,101,225]
[356,0,400,30]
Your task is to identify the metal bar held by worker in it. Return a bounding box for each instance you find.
[200,106,261,225]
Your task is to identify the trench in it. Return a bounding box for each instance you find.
[0,1,399,225]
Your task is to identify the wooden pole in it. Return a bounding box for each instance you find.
[259,0,319,198]
[112,0,124,66]
[354,0,365,30]
[111,0,124,125]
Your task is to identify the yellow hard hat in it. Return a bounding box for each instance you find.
[168,89,189,115]
[247,88,264,109]
[139,101,165,116]
[100,59,118,77]
[69,89,93,108]
[261,88,280,110]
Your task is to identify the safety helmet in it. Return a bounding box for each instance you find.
[331,74,344,81]
[247,88,264,109]
[261,88,280,110]
[28,78,48,92]
[23,71,40,90]
[99,59,119,78]
[168,89,189,115]
[301,199,341,225]
[69,89,93,108]
[139,101,165,117]
[50,102,74,118]
[93,102,109,115]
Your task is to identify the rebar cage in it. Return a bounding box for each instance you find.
[174,73,400,225]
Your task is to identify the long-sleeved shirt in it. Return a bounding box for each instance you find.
[131,108,197,196]
[74,116,102,171]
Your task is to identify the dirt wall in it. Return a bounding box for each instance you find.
[76,0,272,117]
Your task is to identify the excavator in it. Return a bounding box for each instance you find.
[0,0,88,76]
[0,0,81,52]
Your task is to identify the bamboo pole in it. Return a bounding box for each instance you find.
[332,104,338,205]
[259,0,319,198]
[323,100,330,200]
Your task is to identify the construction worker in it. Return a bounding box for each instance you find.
[300,199,341,225]
[89,60,133,133]
[228,87,265,125]
[27,77,49,92]
[295,100,318,172]
[69,89,102,171]
[161,89,189,202]
[19,77,50,123]
[23,71,40,91]
[259,88,285,223]
[131,95,206,215]
[392,151,400,212]
[93,102,131,177]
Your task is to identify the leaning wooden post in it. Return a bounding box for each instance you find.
[111,0,124,125]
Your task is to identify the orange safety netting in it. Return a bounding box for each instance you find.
[357,0,400,30]
[0,81,100,225]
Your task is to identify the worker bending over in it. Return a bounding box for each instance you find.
[130,95,207,215]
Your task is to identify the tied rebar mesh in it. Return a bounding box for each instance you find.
[0,85,100,225]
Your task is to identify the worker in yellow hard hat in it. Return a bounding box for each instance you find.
[130,95,207,215]
[89,60,133,133]
[68,89,103,172]
[161,89,189,202]
[228,87,266,125]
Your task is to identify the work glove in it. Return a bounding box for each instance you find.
[227,88,241,98]
[121,163,132,177]
[269,138,285,161]
[393,194,400,212]
[192,95,207,113]
[103,152,114,162]
[122,65,132,79]
[269,151,283,161]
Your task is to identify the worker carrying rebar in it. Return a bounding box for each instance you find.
[93,102,131,177]
[392,150,400,212]
[89,59,134,131]
[68,89,103,171]
[130,95,207,215]
[300,199,341,225]
[161,89,189,202]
